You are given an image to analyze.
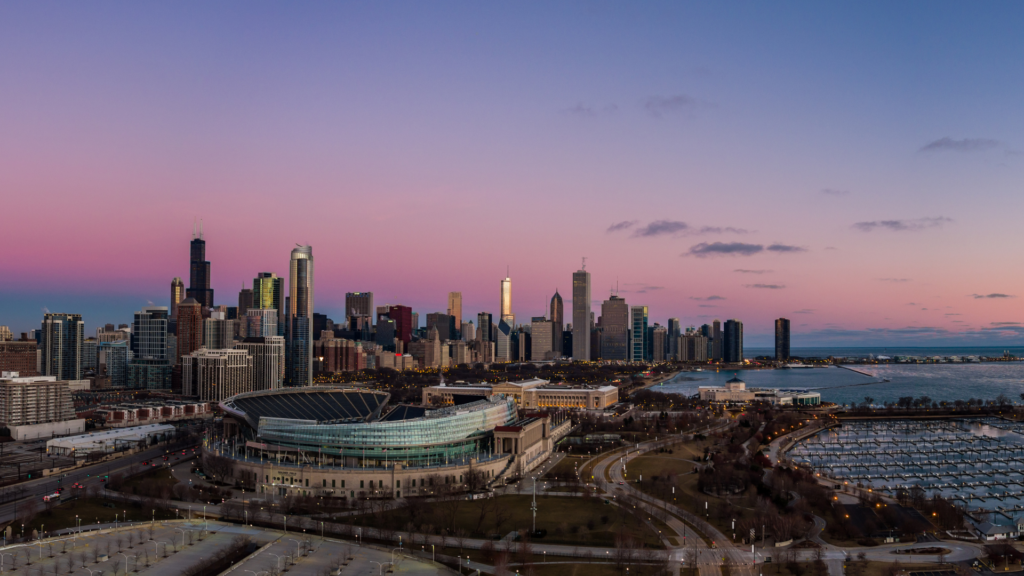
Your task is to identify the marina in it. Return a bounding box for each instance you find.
[790,418,1024,517]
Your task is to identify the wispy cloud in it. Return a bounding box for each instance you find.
[689,295,726,301]
[698,304,718,308]
[606,220,638,233]
[635,285,664,294]
[733,269,771,274]
[878,278,911,283]
[972,293,1015,299]
[991,322,1021,326]
[766,243,806,253]
[853,217,952,232]
[686,242,763,257]
[632,220,689,237]
[794,309,815,314]
[696,226,750,235]
[644,94,700,117]
[919,137,1004,153]
[745,283,785,290]
[820,188,850,196]
[945,313,961,316]
[562,103,619,118]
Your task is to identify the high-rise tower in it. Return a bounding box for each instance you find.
[724,319,744,363]
[572,262,591,361]
[500,273,513,324]
[601,295,629,360]
[253,272,285,336]
[186,221,214,309]
[630,305,648,362]
[550,290,564,357]
[775,318,791,361]
[447,292,463,333]
[41,313,84,381]
[170,278,185,319]
[287,245,314,386]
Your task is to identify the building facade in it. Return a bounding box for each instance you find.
[0,374,83,440]
[775,318,791,361]
[572,267,591,361]
[234,336,285,392]
[253,272,285,336]
[630,306,648,362]
[601,296,629,361]
[724,319,744,363]
[287,245,314,386]
[550,290,563,358]
[0,339,39,377]
[447,292,462,332]
[186,223,214,309]
[41,313,84,381]
[182,348,254,402]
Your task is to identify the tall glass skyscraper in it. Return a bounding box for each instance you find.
[630,305,648,362]
[601,295,629,361]
[499,274,513,325]
[549,290,563,357]
[724,319,744,363]
[775,318,790,361]
[572,266,590,361]
[254,272,285,336]
[41,313,84,380]
[286,245,314,386]
[186,222,214,309]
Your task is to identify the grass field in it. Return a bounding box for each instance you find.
[351,495,665,549]
[24,497,178,534]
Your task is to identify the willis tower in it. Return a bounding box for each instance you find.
[186,220,214,309]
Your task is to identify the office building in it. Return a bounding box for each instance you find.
[170,277,185,319]
[0,338,39,376]
[0,374,84,440]
[287,245,314,386]
[246,309,279,338]
[186,221,214,309]
[345,292,374,329]
[679,334,709,362]
[234,336,285,392]
[775,318,791,361]
[712,319,723,361]
[380,305,413,344]
[237,287,254,338]
[41,313,84,381]
[461,322,475,342]
[668,318,681,360]
[81,339,98,373]
[630,306,648,362]
[572,266,591,361]
[531,317,553,361]
[500,274,512,323]
[550,291,563,358]
[98,341,130,388]
[477,313,492,343]
[175,298,204,363]
[698,376,819,406]
[375,318,396,351]
[425,313,453,341]
[96,325,130,343]
[204,312,234,350]
[129,307,171,389]
[652,325,667,361]
[253,272,285,336]
[600,295,629,361]
[447,292,462,332]
[410,312,419,332]
[182,348,254,402]
[724,319,744,363]
[0,327,10,341]
[495,319,513,361]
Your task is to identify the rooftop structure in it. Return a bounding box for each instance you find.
[422,377,619,410]
[698,376,820,406]
[46,423,175,456]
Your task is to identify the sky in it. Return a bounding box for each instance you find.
[1,1,1023,347]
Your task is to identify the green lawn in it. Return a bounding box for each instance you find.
[350,494,665,549]
[23,497,178,534]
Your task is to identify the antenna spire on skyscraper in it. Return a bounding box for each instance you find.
[582,256,587,270]
[192,218,196,240]
[200,218,204,240]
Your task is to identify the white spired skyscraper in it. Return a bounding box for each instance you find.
[500,271,513,324]
[286,245,314,386]
[572,261,591,361]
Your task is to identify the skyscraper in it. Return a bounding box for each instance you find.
[235,336,285,391]
[237,286,253,338]
[668,318,681,360]
[246,309,279,338]
[531,317,553,360]
[41,313,84,381]
[253,272,285,336]
[287,245,314,386]
[600,295,629,361]
[447,292,462,332]
[182,348,253,401]
[724,319,744,363]
[630,306,648,362]
[775,318,791,361]
[426,313,453,341]
[384,305,413,344]
[345,292,374,328]
[477,312,492,343]
[572,265,591,361]
[550,291,563,358]
[98,340,130,388]
[186,222,214,309]
[203,312,234,350]
[175,298,203,364]
[170,277,185,320]
[128,306,171,389]
[652,326,667,361]
[500,274,513,324]
[712,319,722,361]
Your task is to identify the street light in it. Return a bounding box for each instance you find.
[268,553,284,571]
[119,553,136,575]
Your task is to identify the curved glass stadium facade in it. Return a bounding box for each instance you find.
[220,387,517,467]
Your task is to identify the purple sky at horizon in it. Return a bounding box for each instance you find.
[2,2,1023,346]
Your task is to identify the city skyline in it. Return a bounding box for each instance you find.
[3,3,1024,346]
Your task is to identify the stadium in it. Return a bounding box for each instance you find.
[219,386,518,467]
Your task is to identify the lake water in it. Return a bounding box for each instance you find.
[657,363,1024,405]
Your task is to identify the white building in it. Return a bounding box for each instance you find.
[698,376,820,406]
[0,373,85,440]
[233,336,284,392]
[46,424,175,457]
[182,349,253,402]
